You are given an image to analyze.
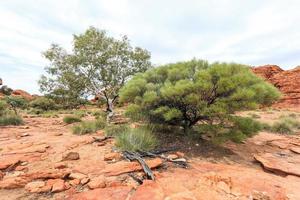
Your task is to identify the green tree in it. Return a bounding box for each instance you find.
[40,27,152,118]
[5,96,28,114]
[120,59,281,139]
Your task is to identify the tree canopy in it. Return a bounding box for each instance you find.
[39,27,152,112]
[120,59,281,137]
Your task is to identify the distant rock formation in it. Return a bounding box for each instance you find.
[12,89,33,100]
[252,65,300,108]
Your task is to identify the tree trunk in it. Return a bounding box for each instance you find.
[106,98,114,122]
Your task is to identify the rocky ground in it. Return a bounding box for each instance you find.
[0,110,300,200]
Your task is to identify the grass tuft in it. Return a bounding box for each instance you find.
[0,114,24,126]
[72,118,106,135]
[63,115,82,124]
[104,124,129,136]
[115,127,158,151]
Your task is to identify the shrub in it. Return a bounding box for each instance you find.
[248,113,260,119]
[92,110,107,119]
[0,100,8,116]
[72,118,106,135]
[63,115,82,124]
[115,127,158,151]
[271,117,300,134]
[120,59,280,142]
[0,114,23,126]
[104,124,129,136]
[30,97,56,111]
[5,96,28,114]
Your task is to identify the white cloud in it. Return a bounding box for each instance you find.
[0,0,299,93]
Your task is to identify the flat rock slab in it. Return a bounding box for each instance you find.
[102,158,163,176]
[254,153,300,177]
[67,186,132,200]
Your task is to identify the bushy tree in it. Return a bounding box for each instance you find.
[29,97,56,111]
[5,96,28,114]
[40,27,151,117]
[120,59,281,140]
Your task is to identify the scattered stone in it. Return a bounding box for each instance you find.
[51,179,66,192]
[20,161,28,166]
[54,133,63,136]
[54,162,68,169]
[80,177,90,185]
[20,133,30,137]
[69,172,87,180]
[15,166,28,172]
[0,177,28,189]
[69,179,80,186]
[103,158,163,176]
[104,152,121,161]
[87,176,106,189]
[25,181,50,193]
[62,152,80,161]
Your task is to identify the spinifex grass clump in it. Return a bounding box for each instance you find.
[115,127,158,151]
[120,59,281,142]
[104,124,129,136]
[271,116,300,134]
[72,118,106,135]
[63,115,82,124]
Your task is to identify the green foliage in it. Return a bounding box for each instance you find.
[5,96,28,114]
[40,26,152,112]
[0,100,8,116]
[270,117,300,134]
[63,115,82,124]
[72,119,106,135]
[0,114,23,126]
[105,124,129,136]
[115,127,158,151]
[30,97,56,111]
[120,59,281,140]
[92,110,107,119]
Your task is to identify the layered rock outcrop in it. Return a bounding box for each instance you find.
[11,89,33,100]
[252,65,300,108]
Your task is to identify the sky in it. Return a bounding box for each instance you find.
[0,0,300,94]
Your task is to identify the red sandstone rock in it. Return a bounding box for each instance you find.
[87,176,106,189]
[51,179,66,192]
[252,65,300,108]
[103,158,163,176]
[25,181,51,193]
[104,152,121,161]
[130,180,165,200]
[68,186,132,200]
[11,89,33,100]
[62,152,80,161]
[254,153,300,177]
[69,172,87,180]
[0,158,20,170]
[69,179,80,186]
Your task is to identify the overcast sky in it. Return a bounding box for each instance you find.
[0,0,300,94]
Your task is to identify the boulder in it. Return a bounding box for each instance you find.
[0,158,20,170]
[130,180,165,200]
[51,179,66,192]
[69,172,87,180]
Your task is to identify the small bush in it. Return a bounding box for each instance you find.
[271,117,300,134]
[92,110,107,119]
[115,127,158,151]
[73,110,88,118]
[63,115,82,124]
[30,97,56,111]
[104,124,129,136]
[0,114,23,126]
[5,96,28,114]
[72,118,106,135]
